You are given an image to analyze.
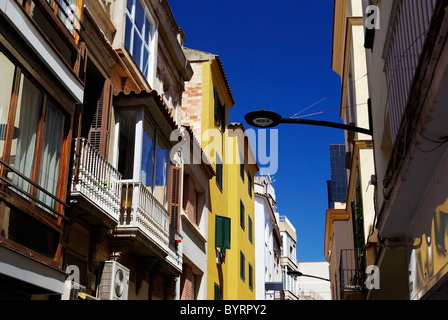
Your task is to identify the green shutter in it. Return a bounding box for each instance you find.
[215,215,231,250]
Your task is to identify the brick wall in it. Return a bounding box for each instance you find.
[180,263,194,300]
[182,61,203,141]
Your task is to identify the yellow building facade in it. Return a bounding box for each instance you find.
[182,49,258,300]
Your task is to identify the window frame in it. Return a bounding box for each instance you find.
[240,152,245,182]
[0,46,73,266]
[248,215,253,243]
[240,250,245,282]
[247,170,252,198]
[215,214,231,250]
[116,108,171,208]
[215,153,223,192]
[214,87,226,133]
[240,200,245,231]
[249,263,253,290]
[124,0,156,81]
[0,49,71,219]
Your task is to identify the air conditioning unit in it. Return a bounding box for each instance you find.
[98,261,130,300]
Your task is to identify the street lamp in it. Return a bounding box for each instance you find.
[244,110,372,135]
[287,270,330,282]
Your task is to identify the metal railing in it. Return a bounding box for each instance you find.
[119,182,170,243]
[383,0,437,141]
[45,0,85,39]
[339,248,365,296]
[71,138,122,221]
[0,159,69,219]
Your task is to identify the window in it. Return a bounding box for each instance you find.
[117,111,170,206]
[125,0,154,79]
[240,251,245,282]
[117,110,136,179]
[154,133,169,206]
[55,0,77,35]
[215,215,231,250]
[240,153,245,182]
[248,171,252,198]
[249,263,253,290]
[0,51,68,215]
[1,203,60,259]
[248,215,253,243]
[216,154,223,192]
[214,88,226,132]
[240,200,245,230]
[214,283,222,300]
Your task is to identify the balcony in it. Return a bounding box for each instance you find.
[339,249,365,300]
[18,0,87,83]
[383,0,437,141]
[70,138,122,228]
[115,182,182,273]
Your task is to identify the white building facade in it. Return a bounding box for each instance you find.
[279,215,299,300]
[254,176,282,300]
[297,262,332,300]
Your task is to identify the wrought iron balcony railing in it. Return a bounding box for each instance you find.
[383,0,437,141]
[71,138,122,222]
[119,182,170,244]
[339,248,365,296]
[118,182,182,270]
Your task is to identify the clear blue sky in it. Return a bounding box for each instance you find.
[169,0,345,262]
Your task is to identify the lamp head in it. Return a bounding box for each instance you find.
[245,110,282,128]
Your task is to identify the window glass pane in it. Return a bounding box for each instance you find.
[118,111,136,179]
[1,203,59,259]
[125,15,133,52]
[134,0,145,34]
[154,137,169,206]
[0,52,16,158]
[142,45,149,79]
[240,251,245,281]
[126,0,133,14]
[240,201,244,230]
[142,116,155,189]
[57,0,76,35]
[37,101,65,209]
[125,0,152,81]
[132,30,143,68]
[10,75,42,192]
[144,18,150,44]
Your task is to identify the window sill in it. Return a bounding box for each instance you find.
[181,209,206,243]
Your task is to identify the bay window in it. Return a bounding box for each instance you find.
[117,110,170,207]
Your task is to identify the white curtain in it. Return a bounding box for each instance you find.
[11,75,42,194]
[38,101,64,209]
[0,51,15,157]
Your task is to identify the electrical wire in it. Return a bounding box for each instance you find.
[289,74,368,119]
[293,103,368,119]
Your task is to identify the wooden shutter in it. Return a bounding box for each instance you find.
[88,79,112,156]
[215,215,231,250]
[168,165,182,233]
